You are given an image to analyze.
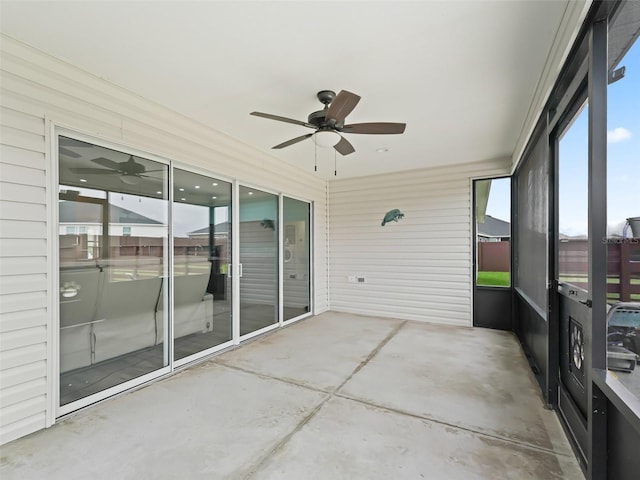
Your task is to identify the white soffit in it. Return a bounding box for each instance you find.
[1,1,581,179]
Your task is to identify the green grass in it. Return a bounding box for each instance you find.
[477,271,510,287]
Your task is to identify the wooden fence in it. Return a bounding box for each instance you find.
[478,241,510,272]
[559,238,640,301]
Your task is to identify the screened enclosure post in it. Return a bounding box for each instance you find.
[547,118,559,408]
[587,17,608,480]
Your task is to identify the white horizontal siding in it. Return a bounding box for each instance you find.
[0,34,328,444]
[0,378,47,411]
[0,84,49,446]
[328,158,509,326]
[1,144,47,170]
[0,309,48,333]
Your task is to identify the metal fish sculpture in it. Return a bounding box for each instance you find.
[381,209,404,226]
[261,219,275,230]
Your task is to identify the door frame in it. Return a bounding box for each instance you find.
[471,176,513,330]
[549,14,609,478]
[236,182,281,342]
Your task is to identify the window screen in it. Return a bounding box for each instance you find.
[515,132,549,317]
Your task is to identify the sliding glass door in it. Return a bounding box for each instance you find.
[283,196,311,321]
[58,135,314,411]
[172,169,232,361]
[58,136,169,407]
[239,186,279,336]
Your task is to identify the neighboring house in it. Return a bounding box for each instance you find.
[187,221,229,239]
[59,201,164,238]
[477,215,510,242]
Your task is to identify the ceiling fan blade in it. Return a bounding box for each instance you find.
[334,136,355,156]
[325,90,361,125]
[273,133,314,149]
[70,167,119,175]
[60,147,81,158]
[341,122,406,134]
[251,112,315,129]
[139,174,164,181]
[90,157,121,170]
[59,137,93,149]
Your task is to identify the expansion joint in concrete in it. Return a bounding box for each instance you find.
[243,320,407,479]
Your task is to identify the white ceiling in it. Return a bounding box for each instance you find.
[1,1,573,179]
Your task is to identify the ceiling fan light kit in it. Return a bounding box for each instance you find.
[119,173,142,185]
[250,89,406,161]
[313,130,341,148]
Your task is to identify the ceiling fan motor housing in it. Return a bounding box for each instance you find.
[316,90,336,105]
[308,110,329,127]
[309,91,338,128]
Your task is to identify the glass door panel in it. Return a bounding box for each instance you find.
[173,169,232,360]
[283,197,311,321]
[556,101,590,454]
[239,186,278,335]
[58,136,169,406]
[473,177,512,330]
[606,9,640,392]
[475,177,511,287]
[558,103,589,291]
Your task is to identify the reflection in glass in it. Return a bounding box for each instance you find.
[475,178,511,287]
[239,186,278,335]
[58,136,169,405]
[283,197,311,320]
[558,103,589,291]
[606,6,640,393]
[173,169,232,360]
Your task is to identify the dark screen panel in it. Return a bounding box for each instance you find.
[515,132,549,318]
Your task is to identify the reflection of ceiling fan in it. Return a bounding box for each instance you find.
[251,90,406,155]
[70,156,163,184]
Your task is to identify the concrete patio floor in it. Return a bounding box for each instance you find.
[0,312,583,479]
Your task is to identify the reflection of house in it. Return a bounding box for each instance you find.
[59,201,164,237]
[477,215,510,242]
[179,222,229,261]
[187,221,229,238]
[59,202,166,262]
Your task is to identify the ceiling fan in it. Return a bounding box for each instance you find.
[70,156,163,184]
[251,90,406,156]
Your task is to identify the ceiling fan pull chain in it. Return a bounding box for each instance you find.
[334,148,337,176]
[314,142,318,172]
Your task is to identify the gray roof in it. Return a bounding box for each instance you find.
[478,215,510,238]
[59,201,162,224]
[188,222,229,236]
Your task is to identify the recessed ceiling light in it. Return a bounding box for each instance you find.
[79,178,87,182]
[211,196,217,199]
[376,148,389,153]
[248,191,253,195]
[181,197,186,201]
[195,185,200,189]
[212,182,218,186]
[179,188,185,191]
[157,191,162,195]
